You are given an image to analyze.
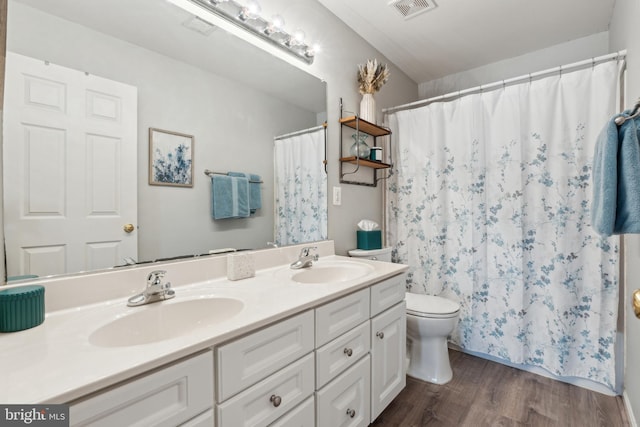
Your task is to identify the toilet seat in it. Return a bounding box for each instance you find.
[405,293,460,319]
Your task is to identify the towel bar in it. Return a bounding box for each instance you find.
[204,169,263,183]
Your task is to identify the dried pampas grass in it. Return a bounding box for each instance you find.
[357,59,390,94]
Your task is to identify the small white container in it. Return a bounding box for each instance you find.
[227,253,255,281]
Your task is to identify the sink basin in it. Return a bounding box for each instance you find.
[89,297,244,347]
[291,262,374,284]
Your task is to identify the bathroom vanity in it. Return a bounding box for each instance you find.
[0,241,408,426]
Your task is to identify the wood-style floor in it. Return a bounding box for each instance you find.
[372,349,629,427]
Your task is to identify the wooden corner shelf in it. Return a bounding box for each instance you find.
[340,156,391,169]
[339,116,391,137]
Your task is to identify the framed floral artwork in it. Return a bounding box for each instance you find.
[149,128,194,187]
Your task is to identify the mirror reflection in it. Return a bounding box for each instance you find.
[3,0,328,280]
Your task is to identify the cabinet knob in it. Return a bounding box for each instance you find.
[344,347,353,357]
[346,408,356,418]
[376,331,384,339]
[270,394,282,407]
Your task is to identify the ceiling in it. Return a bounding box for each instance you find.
[317,0,617,84]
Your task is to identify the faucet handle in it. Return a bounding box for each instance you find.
[147,270,167,287]
[300,246,318,257]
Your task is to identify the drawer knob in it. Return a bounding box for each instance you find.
[376,331,384,339]
[270,394,282,407]
[346,408,356,418]
[344,347,353,357]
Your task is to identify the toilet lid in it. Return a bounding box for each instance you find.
[405,293,460,317]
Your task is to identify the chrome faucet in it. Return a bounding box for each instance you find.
[290,246,319,269]
[127,270,175,307]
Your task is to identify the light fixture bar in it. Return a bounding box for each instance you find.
[187,0,315,64]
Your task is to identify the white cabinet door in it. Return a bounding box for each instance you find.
[316,355,371,427]
[217,310,314,402]
[217,353,315,427]
[370,302,406,422]
[70,351,213,427]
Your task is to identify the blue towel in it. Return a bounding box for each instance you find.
[228,172,262,214]
[591,112,640,236]
[211,175,250,219]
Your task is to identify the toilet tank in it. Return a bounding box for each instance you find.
[348,247,392,262]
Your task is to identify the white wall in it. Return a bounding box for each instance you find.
[610,0,640,423]
[290,0,419,255]
[7,3,320,261]
[418,32,610,99]
[0,0,5,282]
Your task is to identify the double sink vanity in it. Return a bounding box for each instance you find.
[1,241,408,426]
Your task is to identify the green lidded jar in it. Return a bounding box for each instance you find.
[0,285,45,332]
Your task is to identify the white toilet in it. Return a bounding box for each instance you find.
[347,248,460,384]
[405,292,460,384]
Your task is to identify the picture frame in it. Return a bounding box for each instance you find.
[149,128,194,187]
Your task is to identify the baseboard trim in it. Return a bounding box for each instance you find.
[624,391,638,427]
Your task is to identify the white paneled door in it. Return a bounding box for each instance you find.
[3,52,138,277]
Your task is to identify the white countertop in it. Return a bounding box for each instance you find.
[0,253,407,404]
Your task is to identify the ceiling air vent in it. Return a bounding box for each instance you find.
[389,0,437,20]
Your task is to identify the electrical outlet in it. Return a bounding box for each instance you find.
[333,186,342,206]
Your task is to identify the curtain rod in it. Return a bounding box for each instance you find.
[274,123,327,141]
[383,50,628,115]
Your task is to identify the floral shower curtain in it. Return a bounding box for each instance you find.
[274,127,327,246]
[385,60,621,390]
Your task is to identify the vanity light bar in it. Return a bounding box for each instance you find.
[188,0,315,64]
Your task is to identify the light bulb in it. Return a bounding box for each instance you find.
[292,28,305,45]
[265,14,285,35]
[239,0,261,20]
[271,14,285,31]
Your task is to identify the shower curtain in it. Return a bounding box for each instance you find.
[386,60,621,390]
[274,127,327,246]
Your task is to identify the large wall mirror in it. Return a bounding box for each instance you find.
[3,0,327,281]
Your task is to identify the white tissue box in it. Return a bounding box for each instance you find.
[227,253,255,281]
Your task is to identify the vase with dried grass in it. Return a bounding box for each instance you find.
[357,59,390,124]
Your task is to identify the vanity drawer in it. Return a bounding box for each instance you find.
[316,320,370,388]
[370,274,405,317]
[179,409,214,427]
[70,351,213,427]
[217,310,314,402]
[316,288,369,347]
[269,396,315,427]
[316,354,371,427]
[216,353,315,427]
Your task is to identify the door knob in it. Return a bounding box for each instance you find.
[123,224,135,233]
[633,289,640,319]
